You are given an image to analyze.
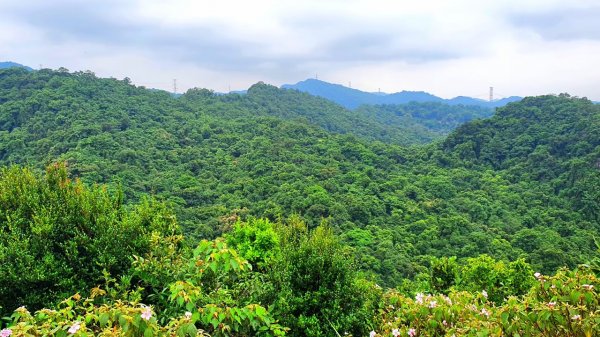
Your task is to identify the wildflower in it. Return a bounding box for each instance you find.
[571,314,581,320]
[428,300,437,309]
[0,329,12,337]
[68,322,81,334]
[547,302,556,309]
[370,331,376,337]
[443,295,452,305]
[442,320,448,326]
[141,306,152,321]
[415,293,424,304]
[392,329,400,337]
[582,284,594,290]
[482,290,488,299]
[481,308,490,317]
[408,328,416,337]
[185,311,192,319]
[534,272,542,280]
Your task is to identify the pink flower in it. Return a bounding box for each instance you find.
[582,284,594,290]
[415,293,424,305]
[571,314,581,320]
[547,302,556,309]
[481,308,490,317]
[392,329,400,337]
[369,331,376,337]
[0,329,12,337]
[68,322,81,334]
[428,300,437,309]
[141,306,153,321]
[408,328,416,337]
[442,320,448,326]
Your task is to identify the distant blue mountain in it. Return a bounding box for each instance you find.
[282,79,521,109]
[0,61,33,71]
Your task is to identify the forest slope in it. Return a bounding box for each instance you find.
[0,68,598,287]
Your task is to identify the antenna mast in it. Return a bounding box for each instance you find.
[173,79,177,94]
[489,86,494,102]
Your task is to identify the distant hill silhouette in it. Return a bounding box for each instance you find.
[0,61,33,71]
[282,79,521,109]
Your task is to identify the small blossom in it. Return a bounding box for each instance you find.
[442,320,448,326]
[481,308,490,317]
[481,290,488,299]
[582,284,594,290]
[185,311,192,319]
[370,330,376,337]
[392,329,400,337]
[443,296,452,305]
[571,314,581,321]
[408,328,416,337]
[141,306,152,321]
[68,322,81,334]
[0,329,12,337]
[547,301,556,309]
[428,300,437,309]
[415,293,424,304]
[534,272,542,280]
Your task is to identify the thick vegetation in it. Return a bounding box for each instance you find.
[0,67,599,336]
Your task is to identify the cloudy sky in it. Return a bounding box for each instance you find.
[1,0,599,100]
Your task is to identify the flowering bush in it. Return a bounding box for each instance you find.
[1,292,208,337]
[372,267,598,336]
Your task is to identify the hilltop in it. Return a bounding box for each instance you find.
[282,78,522,109]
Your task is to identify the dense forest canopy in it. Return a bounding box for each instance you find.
[1,67,599,283]
[0,67,599,336]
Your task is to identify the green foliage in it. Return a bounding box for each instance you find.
[268,218,382,337]
[0,163,177,315]
[456,255,535,304]
[132,236,287,336]
[226,218,280,270]
[429,257,459,294]
[0,67,599,290]
[374,267,599,337]
[2,290,209,336]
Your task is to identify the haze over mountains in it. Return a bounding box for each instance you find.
[282,79,522,109]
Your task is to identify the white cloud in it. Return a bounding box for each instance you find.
[0,0,599,99]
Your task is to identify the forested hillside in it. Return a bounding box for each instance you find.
[0,66,599,336]
[1,67,599,288]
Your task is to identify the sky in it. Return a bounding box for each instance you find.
[1,0,600,100]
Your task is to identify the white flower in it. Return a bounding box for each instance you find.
[392,329,400,337]
[141,306,152,321]
[547,302,556,308]
[185,311,192,319]
[370,330,376,337]
[482,290,488,299]
[572,314,581,320]
[582,284,594,290]
[68,322,81,334]
[481,308,490,317]
[428,300,437,309]
[0,328,13,337]
[408,328,416,337]
[534,272,542,280]
[415,293,424,304]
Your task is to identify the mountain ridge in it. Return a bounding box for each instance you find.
[282,78,522,109]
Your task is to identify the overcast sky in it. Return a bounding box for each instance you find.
[1,0,599,100]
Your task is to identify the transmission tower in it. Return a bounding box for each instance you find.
[173,79,177,94]
[489,86,494,102]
